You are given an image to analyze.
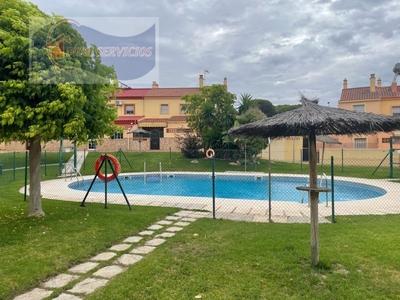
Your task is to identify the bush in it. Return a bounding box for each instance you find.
[176,133,203,158]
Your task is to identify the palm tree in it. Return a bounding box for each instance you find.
[237,93,254,115]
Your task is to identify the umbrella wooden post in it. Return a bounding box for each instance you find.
[309,130,319,266]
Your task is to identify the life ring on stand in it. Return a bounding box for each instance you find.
[94,154,121,181]
[205,148,215,158]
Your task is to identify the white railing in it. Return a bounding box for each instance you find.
[301,173,330,206]
[64,162,85,185]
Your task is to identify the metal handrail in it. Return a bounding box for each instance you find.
[64,162,85,185]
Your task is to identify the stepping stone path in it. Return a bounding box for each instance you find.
[12,210,199,300]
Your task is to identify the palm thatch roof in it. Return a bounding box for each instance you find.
[229,94,400,266]
[229,96,400,139]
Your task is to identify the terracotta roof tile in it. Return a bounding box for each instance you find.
[114,88,150,98]
[169,115,187,121]
[340,86,400,101]
[114,116,144,126]
[145,88,200,97]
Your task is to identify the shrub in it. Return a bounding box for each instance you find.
[176,133,203,158]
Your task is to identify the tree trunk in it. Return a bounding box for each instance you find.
[309,129,319,266]
[28,137,44,217]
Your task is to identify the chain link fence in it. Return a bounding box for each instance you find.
[2,149,400,223]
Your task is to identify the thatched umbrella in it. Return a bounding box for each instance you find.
[229,95,400,266]
[316,135,341,167]
[128,128,150,153]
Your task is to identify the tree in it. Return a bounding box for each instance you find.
[275,104,302,114]
[230,107,268,153]
[0,0,119,216]
[253,99,276,117]
[237,93,255,115]
[182,84,237,151]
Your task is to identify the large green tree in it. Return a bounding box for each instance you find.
[182,84,237,150]
[253,99,276,117]
[0,0,119,216]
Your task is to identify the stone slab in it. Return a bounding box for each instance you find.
[68,278,108,295]
[139,230,154,236]
[43,273,80,288]
[131,245,156,254]
[109,244,131,251]
[174,221,190,227]
[145,238,166,246]
[52,293,82,300]
[115,254,143,266]
[147,224,163,230]
[91,252,117,261]
[93,265,125,279]
[69,262,99,274]
[13,288,53,300]
[123,236,143,243]
[181,217,197,222]
[156,220,173,225]
[165,226,183,232]
[165,216,181,220]
[156,232,176,238]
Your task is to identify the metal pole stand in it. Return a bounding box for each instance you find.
[81,154,132,210]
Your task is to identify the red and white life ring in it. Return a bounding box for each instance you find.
[205,148,215,158]
[94,154,121,181]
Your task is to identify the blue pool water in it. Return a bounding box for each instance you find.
[69,174,386,202]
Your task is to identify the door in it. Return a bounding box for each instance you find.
[302,137,309,161]
[150,130,160,150]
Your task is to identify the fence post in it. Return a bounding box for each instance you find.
[24,151,28,202]
[13,151,16,181]
[211,156,215,219]
[59,139,63,175]
[44,150,47,176]
[341,148,344,173]
[83,148,86,171]
[390,136,393,178]
[331,156,335,223]
[74,143,77,170]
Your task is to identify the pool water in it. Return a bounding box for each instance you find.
[69,174,386,202]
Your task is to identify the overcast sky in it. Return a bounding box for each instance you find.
[29,0,400,107]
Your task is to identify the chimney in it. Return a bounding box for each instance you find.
[223,77,227,91]
[370,74,376,92]
[343,78,348,89]
[391,81,397,93]
[152,81,159,88]
[377,78,382,87]
[199,75,204,88]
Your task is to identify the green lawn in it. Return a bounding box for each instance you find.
[84,215,400,300]
[1,151,399,299]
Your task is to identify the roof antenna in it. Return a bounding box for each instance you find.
[118,81,132,89]
[204,69,209,82]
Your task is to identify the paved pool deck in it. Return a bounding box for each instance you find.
[29,172,400,223]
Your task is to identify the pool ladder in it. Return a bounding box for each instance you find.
[301,173,329,207]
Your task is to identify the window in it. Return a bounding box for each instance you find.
[382,137,400,143]
[354,138,366,148]
[180,104,186,114]
[111,132,123,140]
[125,105,135,115]
[392,106,400,117]
[160,104,169,115]
[88,140,96,150]
[353,105,365,113]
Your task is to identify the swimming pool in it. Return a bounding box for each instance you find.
[69,174,386,202]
